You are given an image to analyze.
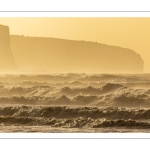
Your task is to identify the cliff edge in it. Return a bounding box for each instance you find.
[0,24,17,72]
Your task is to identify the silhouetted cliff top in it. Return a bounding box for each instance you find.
[11,34,142,56]
[0,24,9,29]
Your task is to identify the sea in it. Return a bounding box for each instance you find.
[0,73,150,132]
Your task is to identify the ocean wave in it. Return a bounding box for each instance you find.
[0,83,125,97]
[1,106,150,120]
[0,74,150,108]
[0,74,150,83]
[0,116,149,128]
[0,92,150,107]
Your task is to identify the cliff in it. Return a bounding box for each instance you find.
[0,25,17,72]
[10,35,144,73]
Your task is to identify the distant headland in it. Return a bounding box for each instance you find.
[0,24,144,73]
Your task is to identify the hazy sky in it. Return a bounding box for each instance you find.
[0,17,150,72]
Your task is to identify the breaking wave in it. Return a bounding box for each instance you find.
[0,92,150,107]
[0,106,150,128]
[0,105,150,120]
[0,116,150,128]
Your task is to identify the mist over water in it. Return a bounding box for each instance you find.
[0,73,150,132]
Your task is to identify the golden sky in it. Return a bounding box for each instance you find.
[0,17,150,72]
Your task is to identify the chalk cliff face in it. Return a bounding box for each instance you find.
[0,25,17,72]
[10,35,144,73]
